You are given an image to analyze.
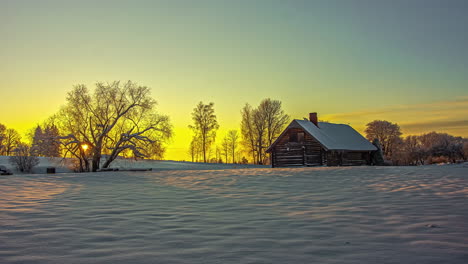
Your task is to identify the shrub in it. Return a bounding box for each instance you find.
[8,143,39,173]
[240,156,249,164]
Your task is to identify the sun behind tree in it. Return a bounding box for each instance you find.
[54,81,173,172]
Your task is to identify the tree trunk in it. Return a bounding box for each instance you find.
[202,136,206,163]
[91,147,101,172]
[91,156,100,172]
[102,155,116,169]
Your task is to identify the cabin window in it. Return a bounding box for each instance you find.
[289,132,304,143]
[289,133,298,142]
[297,132,304,143]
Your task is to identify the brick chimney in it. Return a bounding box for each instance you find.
[309,112,318,126]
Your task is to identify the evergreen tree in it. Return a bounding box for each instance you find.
[31,125,44,156]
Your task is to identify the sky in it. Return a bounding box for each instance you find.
[1,0,467,160]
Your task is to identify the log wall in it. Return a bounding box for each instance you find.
[342,151,371,166]
[272,128,323,167]
[270,128,372,167]
[326,151,370,166]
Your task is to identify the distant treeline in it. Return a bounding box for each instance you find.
[187,99,289,165]
[1,80,467,172]
[365,120,468,165]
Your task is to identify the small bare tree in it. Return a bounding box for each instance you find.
[240,104,257,164]
[215,146,222,163]
[9,143,39,173]
[0,123,6,154]
[189,102,219,163]
[1,128,21,156]
[221,136,229,163]
[226,130,239,163]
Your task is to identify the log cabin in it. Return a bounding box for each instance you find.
[266,113,377,167]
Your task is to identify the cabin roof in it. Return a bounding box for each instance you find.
[266,119,377,152]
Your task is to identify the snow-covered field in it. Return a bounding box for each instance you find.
[0,156,267,174]
[1,165,468,263]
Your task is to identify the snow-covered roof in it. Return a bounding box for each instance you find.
[267,119,377,152]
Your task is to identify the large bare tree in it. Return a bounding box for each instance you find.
[259,99,290,147]
[189,102,219,163]
[241,99,289,164]
[56,81,172,172]
[365,120,402,158]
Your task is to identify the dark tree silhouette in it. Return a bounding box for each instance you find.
[241,99,289,164]
[55,81,172,172]
[365,120,402,158]
[189,102,219,163]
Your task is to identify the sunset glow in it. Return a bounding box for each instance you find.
[1,0,467,161]
[81,144,89,151]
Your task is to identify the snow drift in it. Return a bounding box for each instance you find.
[1,165,467,263]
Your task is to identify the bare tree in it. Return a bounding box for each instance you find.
[240,104,257,164]
[221,136,229,163]
[385,132,466,165]
[101,113,172,168]
[417,132,464,163]
[240,99,289,164]
[0,123,6,154]
[252,107,268,164]
[55,81,172,171]
[189,102,219,163]
[364,120,402,158]
[1,128,21,156]
[9,143,39,173]
[259,99,290,147]
[226,130,239,163]
[145,138,169,160]
[188,137,201,162]
[215,146,222,163]
[387,136,405,165]
[401,135,425,165]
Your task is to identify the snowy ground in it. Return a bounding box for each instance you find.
[1,165,468,263]
[0,156,267,174]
